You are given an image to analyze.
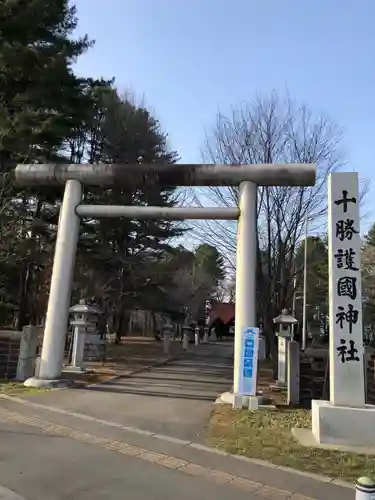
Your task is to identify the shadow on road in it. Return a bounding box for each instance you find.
[17,342,234,442]
[84,385,220,401]
[78,344,234,403]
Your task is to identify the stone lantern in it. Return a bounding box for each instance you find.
[182,325,193,350]
[273,309,298,388]
[161,317,173,355]
[66,299,102,372]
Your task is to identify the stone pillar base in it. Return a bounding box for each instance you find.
[269,381,287,391]
[312,399,375,448]
[232,394,262,410]
[215,391,274,410]
[24,377,72,389]
[63,365,86,374]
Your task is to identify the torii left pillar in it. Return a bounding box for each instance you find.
[25,180,82,387]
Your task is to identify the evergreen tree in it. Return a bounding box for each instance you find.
[0,0,93,167]
[195,244,225,283]
[71,89,184,337]
[0,0,93,326]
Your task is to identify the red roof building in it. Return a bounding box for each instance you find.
[210,302,235,324]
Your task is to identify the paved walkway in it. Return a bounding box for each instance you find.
[0,410,262,500]
[0,341,355,499]
[24,342,234,442]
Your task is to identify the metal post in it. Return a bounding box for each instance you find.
[302,213,308,351]
[25,180,82,386]
[292,278,297,317]
[233,181,257,394]
[356,477,375,500]
[292,276,297,338]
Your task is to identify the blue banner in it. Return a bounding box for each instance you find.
[240,327,259,396]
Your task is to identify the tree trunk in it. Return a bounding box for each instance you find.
[114,309,123,344]
[16,197,43,330]
[15,261,31,330]
[264,315,278,379]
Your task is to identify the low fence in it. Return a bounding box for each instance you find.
[366,351,375,404]
[299,348,329,407]
[299,346,375,407]
[0,326,43,380]
[0,324,106,380]
[2,325,375,405]
[0,330,22,379]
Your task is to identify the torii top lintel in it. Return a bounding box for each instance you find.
[14,163,316,187]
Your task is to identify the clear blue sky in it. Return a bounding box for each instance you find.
[73,0,375,229]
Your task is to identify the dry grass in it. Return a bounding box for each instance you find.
[208,404,375,483]
[207,360,375,483]
[61,371,116,387]
[0,379,48,396]
[63,337,184,387]
[94,337,184,372]
[0,337,181,392]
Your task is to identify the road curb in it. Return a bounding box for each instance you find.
[0,484,28,500]
[0,393,355,491]
[0,404,351,500]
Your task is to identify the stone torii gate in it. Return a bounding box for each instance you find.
[15,162,316,394]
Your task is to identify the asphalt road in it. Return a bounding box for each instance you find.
[0,416,265,500]
[22,342,234,442]
[0,341,354,500]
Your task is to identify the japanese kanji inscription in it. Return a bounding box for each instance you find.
[328,173,364,407]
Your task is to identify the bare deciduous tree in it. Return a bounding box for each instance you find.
[362,242,375,342]
[169,265,215,322]
[212,278,236,303]
[191,92,347,353]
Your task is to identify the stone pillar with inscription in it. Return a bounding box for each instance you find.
[328,174,364,406]
[309,172,375,449]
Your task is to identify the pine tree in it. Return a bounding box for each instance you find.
[195,244,225,283]
[72,89,184,337]
[0,0,94,326]
[0,0,93,168]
